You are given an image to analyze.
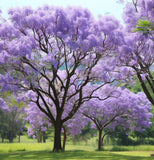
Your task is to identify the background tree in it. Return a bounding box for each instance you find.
[26,104,51,143]
[83,86,152,151]
[0,98,8,142]
[0,97,25,143]
[0,91,25,143]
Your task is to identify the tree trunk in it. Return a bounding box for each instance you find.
[62,126,67,151]
[137,72,154,105]
[18,133,20,143]
[102,131,110,146]
[37,132,42,143]
[43,132,46,143]
[53,121,62,152]
[101,133,105,147]
[98,129,102,151]
[9,138,13,143]
[9,123,14,143]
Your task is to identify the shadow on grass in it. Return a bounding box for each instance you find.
[0,150,153,160]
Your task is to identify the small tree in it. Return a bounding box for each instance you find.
[0,98,25,143]
[26,104,51,143]
[83,86,152,151]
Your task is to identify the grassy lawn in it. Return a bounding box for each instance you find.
[0,150,154,160]
[0,143,154,160]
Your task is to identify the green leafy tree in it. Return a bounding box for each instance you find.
[0,92,25,142]
[133,19,154,39]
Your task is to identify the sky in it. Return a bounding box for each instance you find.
[0,0,125,22]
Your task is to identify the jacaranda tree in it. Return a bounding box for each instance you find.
[83,86,152,151]
[26,102,88,150]
[0,6,124,151]
[118,0,154,104]
[26,104,51,143]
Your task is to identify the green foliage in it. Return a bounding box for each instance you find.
[2,91,26,109]
[0,92,26,143]
[0,108,20,142]
[109,127,133,146]
[0,109,9,142]
[133,19,154,36]
[111,146,129,151]
[126,77,142,93]
[71,123,97,144]
[126,73,154,101]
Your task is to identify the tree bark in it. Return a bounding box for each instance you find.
[137,72,154,105]
[18,133,20,143]
[98,129,102,151]
[37,133,42,143]
[62,126,67,151]
[9,138,13,143]
[53,121,62,152]
[146,76,154,93]
[101,131,110,146]
[43,132,46,143]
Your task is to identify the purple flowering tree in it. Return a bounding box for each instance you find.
[118,0,154,104]
[83,86,152,151]
[26,98,89,150]
[26,103,51,143]
[0,6,124,151]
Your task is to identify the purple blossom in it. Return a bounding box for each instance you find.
[0,98,9,112]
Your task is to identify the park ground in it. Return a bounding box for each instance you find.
[0,142,154,160]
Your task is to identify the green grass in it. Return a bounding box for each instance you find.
[0,143,53,153]
[0,150,154,160]
[103,145,154,151]
[0,143,154,160]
